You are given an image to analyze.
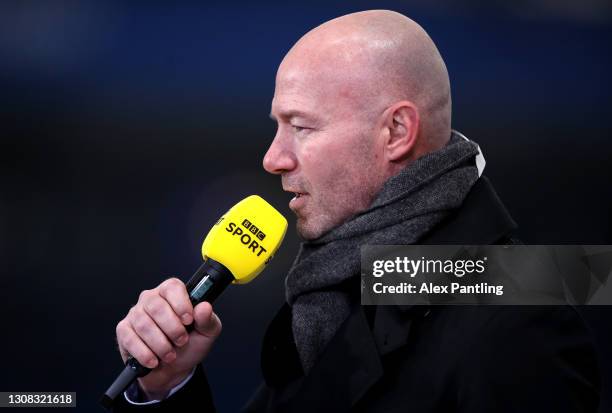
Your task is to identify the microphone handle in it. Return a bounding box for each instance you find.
[100,258,233,410]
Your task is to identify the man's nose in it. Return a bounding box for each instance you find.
[262,135,297,175]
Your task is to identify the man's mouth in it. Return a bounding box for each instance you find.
[285,190,308,210]
[283,187,307,198]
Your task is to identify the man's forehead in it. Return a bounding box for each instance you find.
[275,62,320,95]
[271,66,328,120]
[272,61,366,121]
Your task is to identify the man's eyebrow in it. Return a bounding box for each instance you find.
[269,110,315,122]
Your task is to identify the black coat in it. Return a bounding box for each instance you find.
[112,177,601,412]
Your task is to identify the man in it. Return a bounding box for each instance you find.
[112,10,600,412]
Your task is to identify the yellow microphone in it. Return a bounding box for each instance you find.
[186,195,287,301]
[101,195,287,409]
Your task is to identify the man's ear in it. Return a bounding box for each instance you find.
[381,101,419,162]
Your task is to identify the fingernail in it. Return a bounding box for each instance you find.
[163,351,176,363]
[181,313,192,324]
[176,334,188,346]
[147,358,159,369]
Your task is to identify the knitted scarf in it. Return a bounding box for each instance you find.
[285,132,481,372]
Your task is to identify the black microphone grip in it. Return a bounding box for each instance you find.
[100,258,233,410]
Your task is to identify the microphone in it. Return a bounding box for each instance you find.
[101,195,287,409]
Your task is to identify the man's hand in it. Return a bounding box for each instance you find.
[115,277,222,400]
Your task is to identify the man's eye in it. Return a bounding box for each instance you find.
[291,125,308,133]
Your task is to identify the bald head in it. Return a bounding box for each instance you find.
[280,10,452,150]
[265,11,453,239]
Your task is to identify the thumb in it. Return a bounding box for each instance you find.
[192,301,222,339]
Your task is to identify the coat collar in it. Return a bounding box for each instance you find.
[262,176,518,410]
[419,175,517,245]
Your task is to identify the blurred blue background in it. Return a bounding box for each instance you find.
[1,1,611,411]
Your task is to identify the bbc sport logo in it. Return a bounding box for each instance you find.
[242,219,266,241]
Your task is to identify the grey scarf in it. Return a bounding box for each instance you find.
[285,132,481,372]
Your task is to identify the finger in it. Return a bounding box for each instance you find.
[116,320,159,369]
[158,278,193,325]
[142,294,189,347]
[192,302,222,338]
[129,306,177,364]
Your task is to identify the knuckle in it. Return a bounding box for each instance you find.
[127,305,141,320]
[144,336,171,358]
[126,306,136,321]
[138,289,151,302]
[116,320,128,337]
[144,297,164,318]
[133,319,149,335]
[121,334,135,351]
[168,325,186,341]
[131,311,151,334]
[157,340,173,355]
[167,277,182,286]
[160,277,183,294]
[134,348,153,365]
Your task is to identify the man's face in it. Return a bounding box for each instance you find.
[263,56,385,240]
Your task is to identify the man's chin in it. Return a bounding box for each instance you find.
[295,217,324,241]
[295,221,318,241]
[295,215,335,241]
